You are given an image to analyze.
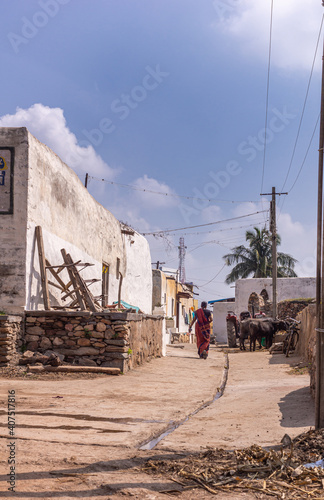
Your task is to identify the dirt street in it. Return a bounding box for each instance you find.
[0,344,314,499]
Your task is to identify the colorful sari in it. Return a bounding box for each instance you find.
[195,308,211,358]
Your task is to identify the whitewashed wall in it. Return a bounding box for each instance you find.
[0,128,153,313]
[122,230,152,314]
[212,302,235,343]
[235,277,316,316]
[0,128,28,313]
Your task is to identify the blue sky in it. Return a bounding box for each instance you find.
[1,0,323,303]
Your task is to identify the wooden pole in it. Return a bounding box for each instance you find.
[61,249,86,310]
[35,226,51,310]
[271,187,277,319]
[28,365,120,375]
[315,34,324,430]
[118,272,123,308]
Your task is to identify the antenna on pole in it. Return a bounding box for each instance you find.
[178,237,187,284]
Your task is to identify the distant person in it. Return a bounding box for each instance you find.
[189,301,212,359]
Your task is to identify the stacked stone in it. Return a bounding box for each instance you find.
[278,300,314,320]
[23,315,132,372]
[0,316,22,366]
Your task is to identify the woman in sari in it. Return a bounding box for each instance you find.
[189,301,212,359]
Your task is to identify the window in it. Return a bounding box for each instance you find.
[0,147,14,214]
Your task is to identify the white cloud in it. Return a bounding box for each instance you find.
[0,103,116,178]
[277,212,316,277]
[132,174,178,208]
[200,204,222,223]
[233,201,269,226]
[214,0,323,71]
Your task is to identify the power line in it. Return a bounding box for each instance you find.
[278,113,320,218]
[198,264,227,287]
[174,219,269,236]
[261,0,274,193]
[289,113,320,192]
[88,175,259,204]
[281,14,324,193]
[141,210,269,236]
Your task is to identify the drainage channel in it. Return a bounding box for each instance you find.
[139,352,229,451]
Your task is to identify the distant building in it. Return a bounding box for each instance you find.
[209,277,316,345]
[235,277,316,317]
[152,267,198,353]
[208,298,235,343]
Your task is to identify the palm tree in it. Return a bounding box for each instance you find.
[223,227,297,284]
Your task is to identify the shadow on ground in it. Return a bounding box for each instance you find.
[279,386,314,429]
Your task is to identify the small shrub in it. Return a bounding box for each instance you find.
[84,328,92,338]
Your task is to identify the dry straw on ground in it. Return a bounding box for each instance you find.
[143,429,324,498]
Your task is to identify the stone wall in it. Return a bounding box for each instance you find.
[296,304,316,399]
[21,311,162,372]
[0,315,23,366]
[278,299,315,320]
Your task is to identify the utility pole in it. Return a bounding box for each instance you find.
[85,173,89,189]
[152,261,165,269]
[315,11,324,429]
[260,187,287,318]
[271,187,277,319]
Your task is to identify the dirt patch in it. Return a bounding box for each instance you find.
[0,345,316,499]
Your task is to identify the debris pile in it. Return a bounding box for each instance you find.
[143,429,324,498]
[19,350,63,366]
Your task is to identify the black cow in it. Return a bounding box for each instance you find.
[249,318,287,351]
[238,319,251,350]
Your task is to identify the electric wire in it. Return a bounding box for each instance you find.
[289,113,320,192]
[141,210,268,235]
[197,264,227,288]
[88,175,259,204]
[174,219,269,236]
[280,14,324,194]
[261,0,274,193]
[278,113,320,218]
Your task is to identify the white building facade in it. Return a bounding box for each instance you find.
[235,277,316,317]
[0,127,152,314]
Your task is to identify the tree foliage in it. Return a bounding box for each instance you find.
[223,227,297,284]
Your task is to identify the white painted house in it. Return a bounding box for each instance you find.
[210,299,235,343]
[211,277,316,344]
[235,277,316,317]
[0,127,152,314]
